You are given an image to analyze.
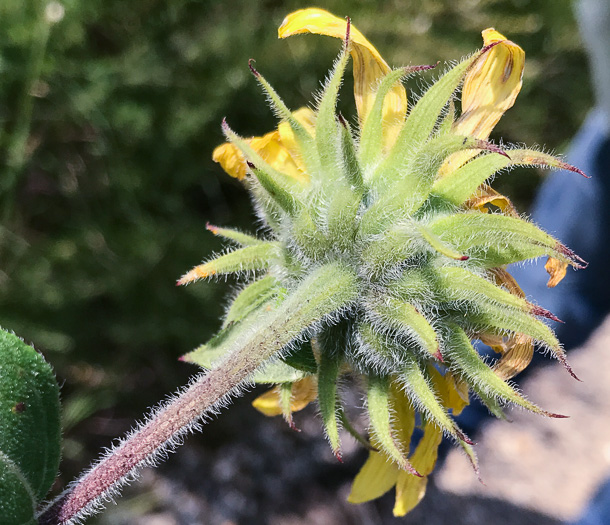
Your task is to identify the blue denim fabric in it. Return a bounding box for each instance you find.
[573,478,610,525]
[509,110,610,350]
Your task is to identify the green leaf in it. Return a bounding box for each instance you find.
[0,452,37,525]
[0,329,61,504]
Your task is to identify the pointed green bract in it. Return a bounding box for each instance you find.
[428,212,578,267]
[316,43,350,178]
[179,243,280,284]
[317,351,342,457]
[223,276,283,328]
[359,67,410,170]
[339,117,364,193]
[437,99,455,136]
[207,224,265,247]
[249,65,320,178]
[375,52,481,183]
[399,355,466,441]
[367,374,419,475]
[432,153,510,205]
[444,326,555,416]
[369,296,440,361]
[416,223,467,260]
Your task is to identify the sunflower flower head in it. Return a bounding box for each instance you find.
[180,8,586,516]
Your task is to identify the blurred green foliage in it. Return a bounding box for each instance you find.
[0,0,592,484]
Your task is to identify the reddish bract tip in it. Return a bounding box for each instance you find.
[177,355,186,362]
[557,243,588,269]
[559,161,590,178]
[530,305,563,323]
[456,428,474,446]
[337,113,348,128]
[334,450,344,463]
[434,349,445,363]
[477,140,511,159]
[557,353,582,382]
[248,58,260,78]
[405,62,439,74]
[479,40,502,55]
[205,222,219,235]
[246,161,256,170]
[343,16,351,51]
[460,255,470,261]
[546,412,570,419]
[287,419,301,432]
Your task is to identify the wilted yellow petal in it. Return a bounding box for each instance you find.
[212,142,249,180]
[545,256,568,288]
[439,29,524,177]
[278,8,407,148]
[444,372,470,416]
[393,423,442,516]
[277,107,317,173]
[348,450,399,504]
[489,266,525,297]
[213,128,307,182]
[251,376,318,417]
[389,379,417,444]
[492,333,535,381]
[455,28,525,140]
[465,186,519,217]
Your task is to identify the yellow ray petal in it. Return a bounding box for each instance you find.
[278,8,407,148]
[212,128,307,182]
[348,449,399,504]
[393,423,443,516]
[277,107,317,173]
[439,29,525,176]
[545,256,568,288]
[455,28,525,140]
[251,376,318,417]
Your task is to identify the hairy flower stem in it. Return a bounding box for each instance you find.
[38,263,357,524]
[38,357,258,524]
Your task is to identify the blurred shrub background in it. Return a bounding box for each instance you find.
[0,0,593,521]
